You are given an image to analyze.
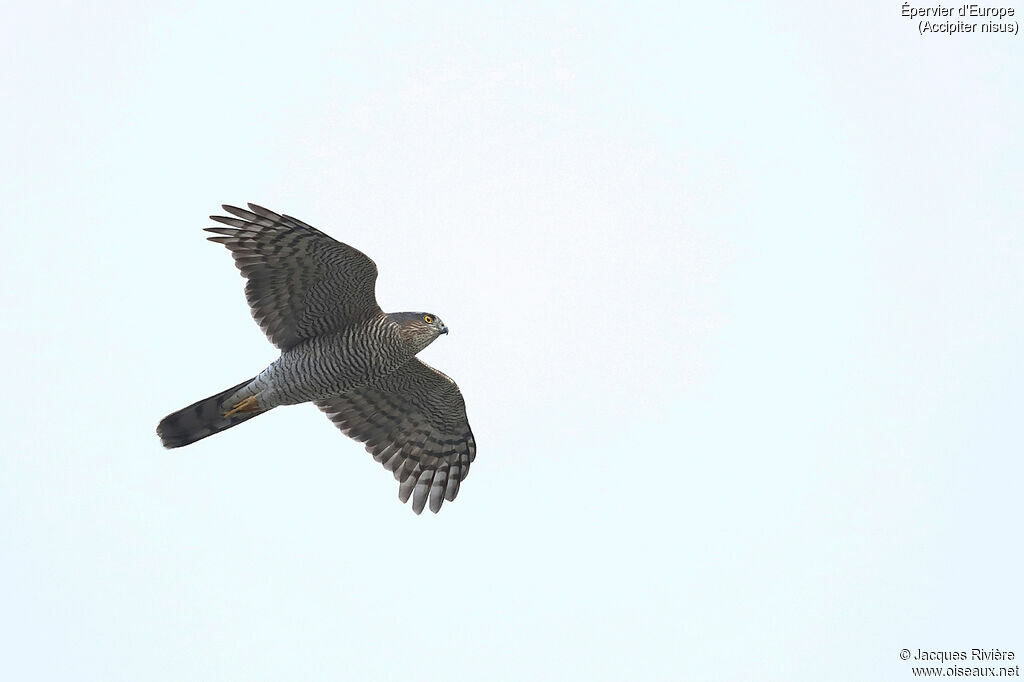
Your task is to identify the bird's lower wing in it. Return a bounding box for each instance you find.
[315,359,476,514]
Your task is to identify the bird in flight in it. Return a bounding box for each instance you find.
[157,204,475,514]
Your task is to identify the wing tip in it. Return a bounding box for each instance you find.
[247,203,280,220]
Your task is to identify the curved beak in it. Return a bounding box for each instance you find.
[440,325,449,335]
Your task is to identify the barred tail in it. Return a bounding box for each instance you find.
[157,377,267,449]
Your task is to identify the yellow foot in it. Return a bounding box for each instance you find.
[224,394,260,418]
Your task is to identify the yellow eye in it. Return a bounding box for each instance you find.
[423,315,434,324]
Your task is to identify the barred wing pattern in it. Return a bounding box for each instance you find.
[316,359,476,514]
[206,204,381,350]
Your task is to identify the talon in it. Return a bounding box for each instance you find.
[224,394,260,418]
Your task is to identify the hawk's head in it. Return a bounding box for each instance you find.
[391,311,448,353]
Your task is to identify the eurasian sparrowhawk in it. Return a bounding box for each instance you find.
[157,204,476,514]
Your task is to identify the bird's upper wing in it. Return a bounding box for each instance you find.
[205,203,381,350]
[315,359,476,514]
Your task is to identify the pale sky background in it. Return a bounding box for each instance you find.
[2,2,1022,680]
